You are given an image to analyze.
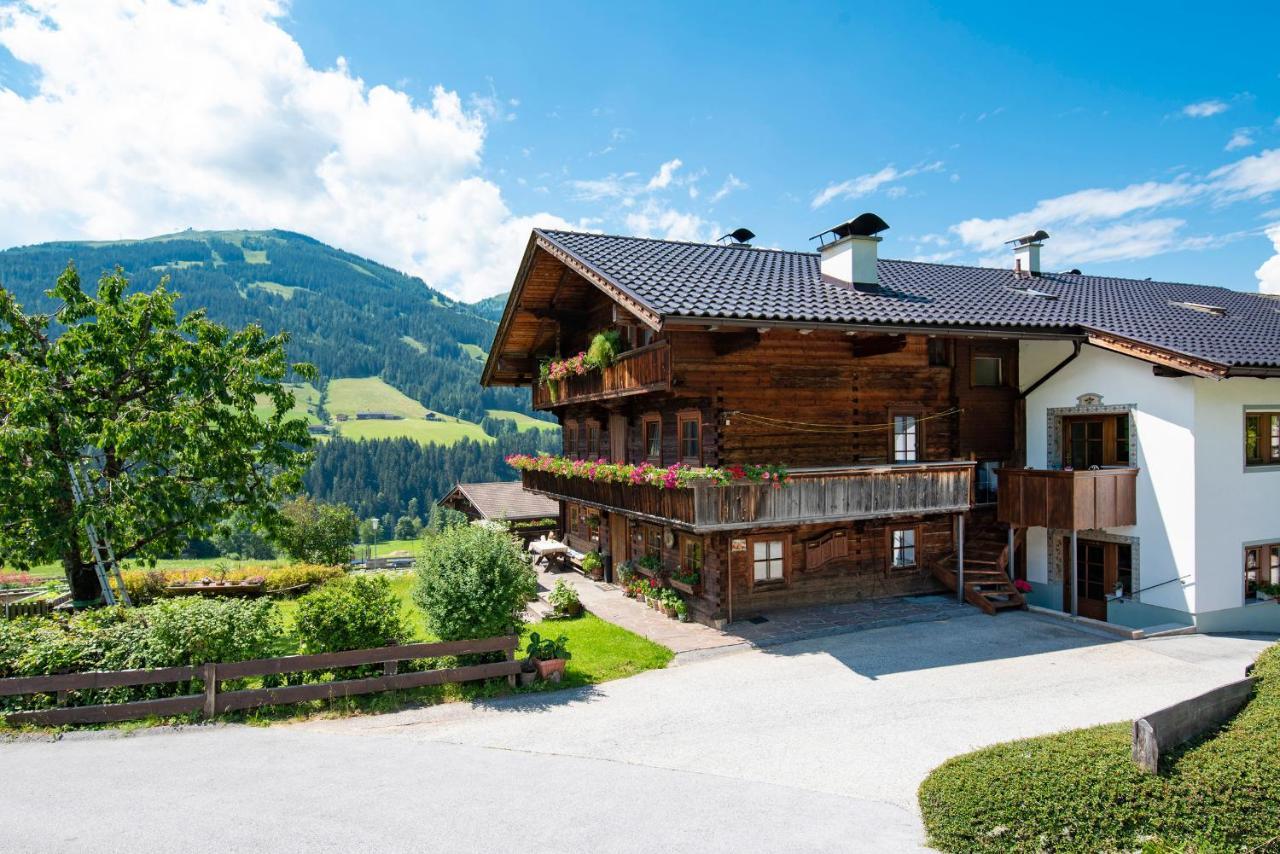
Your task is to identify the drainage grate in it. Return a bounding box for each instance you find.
[746,615,769,625]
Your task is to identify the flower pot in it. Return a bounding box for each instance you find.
[644,596,656,608]
[677,613,690,623]
[535,658,566,682]
[518,669,538,687]
[556,601,583,618]
[661,604,675,618]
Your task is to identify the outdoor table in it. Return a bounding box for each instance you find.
[528,538,569,572]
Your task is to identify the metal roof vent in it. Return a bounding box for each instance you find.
[1168,300,1227,317]
[1005,229,1049,276]
[718,228,756,248]
[811,213,888,290]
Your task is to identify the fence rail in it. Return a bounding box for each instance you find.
[1,635,521,727]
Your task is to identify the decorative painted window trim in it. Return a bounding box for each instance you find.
[1045,401,1136,470]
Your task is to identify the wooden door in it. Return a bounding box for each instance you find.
[608,513,629,580]
[1063,538,1128,621]
[609,414,627,462]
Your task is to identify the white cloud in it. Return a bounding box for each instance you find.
[811,161,944,209]
[709,174,746,204]
[1257,223,1280,294]
[623,199,718,243]
[1183,99,1229,118]
[1225,128,1256,151]
[0,0,573,301]
[646,158,683,191]
[1209,148,1280,200]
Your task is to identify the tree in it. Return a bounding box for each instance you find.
[393,515,419,541]
[0,265,313,604]
[209,511,277,561]
[412,524,536,641]
[274,497,358,566]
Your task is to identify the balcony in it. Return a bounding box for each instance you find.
[996,467,1138,531]
[522,461,975,531]
[532,341,671,410]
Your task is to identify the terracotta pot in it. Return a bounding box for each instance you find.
[535,658,566,682]
[518,669,538,687]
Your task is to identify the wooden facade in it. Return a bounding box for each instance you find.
[487,245,1053,623]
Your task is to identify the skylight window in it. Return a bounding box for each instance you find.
[1005,285,1059,300]
[1168,301,1227,317]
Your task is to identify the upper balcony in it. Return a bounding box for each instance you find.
[522,460,975,531]
[532,341,671,410]
[996,466,1138,531]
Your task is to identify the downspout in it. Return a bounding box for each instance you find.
[1019,340,1083,401]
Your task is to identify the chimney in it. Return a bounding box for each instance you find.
[811,212,889,290]
[717,227,756,249]
[1006,229,1049,276]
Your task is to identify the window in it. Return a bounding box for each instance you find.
[1245,412,1280,467]
[643,415,662,463]
[927,338,950,367]
[1245,542,1280,601]
[564,420,578,457]
[892,414,919,462]
[642,524,662,560]
[677,411,701,464]
[680,535,703,573]
[972,355,1003,387]
[975,461,1000,504]
[889,527,918,569]
[751,538,786,584]
[1063,414,1130,469]
[586,420,601,460]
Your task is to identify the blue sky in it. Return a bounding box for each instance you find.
[3,1,1280,299]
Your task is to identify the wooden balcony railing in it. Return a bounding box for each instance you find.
[996,467,1138,531]
[532,341,671,410]
[522,461,975,531]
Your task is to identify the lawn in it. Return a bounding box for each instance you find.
[326,377,490,446]
[918,642,1280,853]
[400,335,428,353]
[486,409,559,432]
[253,381,322,425]
[336,417,490,445]
[459,342,486,361]
[248,281,305,300]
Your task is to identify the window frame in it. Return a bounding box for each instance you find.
[890,411,923,463]
[679,534,704,574]
[886,525,922,571]
[747,534,789,588]
[642,413,663,464]
[971,354,1004,388]
[642,524,663,560]
[677,409,702,465]
[927,337,951,368]
[1062,414,1131,469]
[1244,541,1280,602]
[1244,411,1280,468]
[564,419,579,458]
[585,419,601,460]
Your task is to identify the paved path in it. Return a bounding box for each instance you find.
[2,614,1271,853]
[535,564,970,655]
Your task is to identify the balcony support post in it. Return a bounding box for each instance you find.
[1069,529,1079,617]
[956,513,966,604]
[1007,524,1016,575]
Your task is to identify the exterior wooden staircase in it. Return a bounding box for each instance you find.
[932,522,1027,615]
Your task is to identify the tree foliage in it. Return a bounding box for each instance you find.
[413,524,536,641]
[0,264,313,603]
[274,497,358,566]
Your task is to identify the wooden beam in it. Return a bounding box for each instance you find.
[1086,330,1226,378]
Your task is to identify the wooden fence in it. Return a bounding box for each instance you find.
[0,635,521,727]
[3,591,72,620]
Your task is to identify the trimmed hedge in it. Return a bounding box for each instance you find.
[121,564,345,605]
[918,644,1280,852]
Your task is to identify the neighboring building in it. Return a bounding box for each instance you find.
[355,411,404,420]
[437,481,559,543]
[482,217,1280,632]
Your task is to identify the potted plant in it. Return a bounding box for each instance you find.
[526,631,571,682]
[674,599,689,622]
[547,579,583,618]
[1257,583,1280,602]
[585,329,622,369]
[636,554,663,579]
[582,551,604,581]
[1013,579,1033,595]
[518,656,538,687]
[669,566,701,595]
[659,588,681,618]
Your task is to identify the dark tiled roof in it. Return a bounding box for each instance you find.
[537,229,1280,369]
[447,481,558,521]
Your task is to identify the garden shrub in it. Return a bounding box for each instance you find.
[413,523,536,641]
[120,564,345,604]
[136,597,285,667]
[918,643,1280,853]
[293,574,408,654]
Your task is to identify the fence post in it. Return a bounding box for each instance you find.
[383,660,398,677]
[506,645,517,689]
[203,662,217,718]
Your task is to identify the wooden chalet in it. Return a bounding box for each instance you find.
[483,216,1280,630]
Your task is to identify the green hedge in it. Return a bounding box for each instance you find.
[918,644,1280,852]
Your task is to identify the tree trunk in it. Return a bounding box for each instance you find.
[64,554,102,607]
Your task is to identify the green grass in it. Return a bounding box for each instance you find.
[918,643,1280,853]
[400,335,428,353]
[486,409,559,432]
[241,248,268,264]
[253,381,323,425]
[248,281,304,300]
[327,377,490,445]
[459,342,486,361]
[533,613,673,687]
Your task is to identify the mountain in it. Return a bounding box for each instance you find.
[469,293,509,322]
[0,229,559,518]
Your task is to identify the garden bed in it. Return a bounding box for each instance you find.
[918,643,1280,853]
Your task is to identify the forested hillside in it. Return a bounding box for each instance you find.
[0,229,558,518]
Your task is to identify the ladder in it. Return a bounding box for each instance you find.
[67,462,131,606]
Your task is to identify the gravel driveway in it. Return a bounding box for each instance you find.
[2,612,1270,853]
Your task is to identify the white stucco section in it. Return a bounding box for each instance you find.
[1019,342,1198,613]
[1193,377,1280,613]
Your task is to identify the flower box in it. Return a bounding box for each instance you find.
[668,578,700,596]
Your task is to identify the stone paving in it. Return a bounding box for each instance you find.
[532,562,977,656]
